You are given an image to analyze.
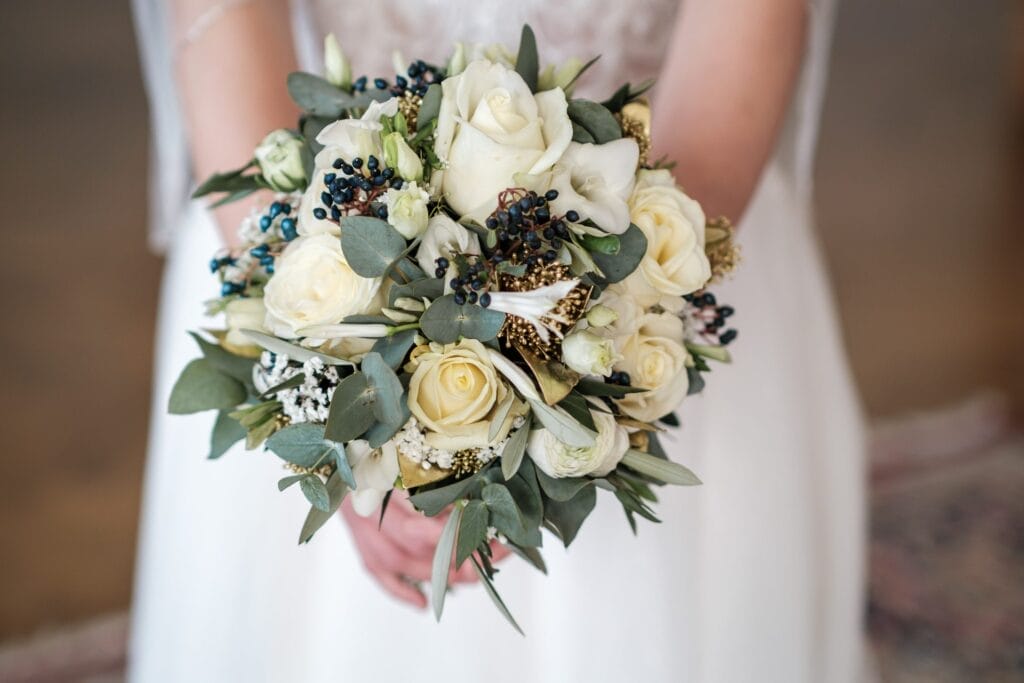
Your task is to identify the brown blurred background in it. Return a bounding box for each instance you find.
[0,1,1021,681]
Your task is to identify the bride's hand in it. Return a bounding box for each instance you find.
[340,494,510,608]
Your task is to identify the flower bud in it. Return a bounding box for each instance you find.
[323,34,351,89]
[561,329,619,377]
[254,129,307,192]
[384,181,430,239]
[447,42,468,77]
[585,304,619,328]
[382,131,424,182]
[538,57,585,93]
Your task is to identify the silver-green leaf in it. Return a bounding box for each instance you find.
[431,504,463,621]
[340,216,407,277]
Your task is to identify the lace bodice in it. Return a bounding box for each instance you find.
[297,0,681,101]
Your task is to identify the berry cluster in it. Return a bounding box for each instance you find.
[483,189,578,268]
[312,155,403,222]
[685,291,738,345]
[437,257,493,307]
[353,60,443,98]
[606,370,632,387]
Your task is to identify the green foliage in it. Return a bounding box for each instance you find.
[527,399,595,448]
[299,475,331,512]
[209,410,246,459]
[534,466,593,502]
[241,330,352,366]
[575,377,645,398]
[409,470,484,516]
[286,72,390,117]
[370,328,418,370]
[417,83,442,129]
[471,555,523,635]
[456,500,489,567]
[168,358,247,414]
[431,504,462,621]
[620,449,701,486]
[590,223,646,284]
[686,366,706,396]
[500,417,531,480]
[340,216,408,278]
[298,469,349,543]
[544,484,596,546]
[265,423,356,485]
[567,99,622,144]
[556,392,597,432]
[579,233,620,255]
[514,25,539,92]
[323,373,376,442]
[419,295,506,343]
[482,483,531,546]
[188,332,256,391]
[191,161,264,200]
[602,78,656,113]
[387,277,444,307]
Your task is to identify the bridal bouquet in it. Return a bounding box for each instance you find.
[170,26,739,630]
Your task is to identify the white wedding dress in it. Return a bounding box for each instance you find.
[129,1,870,681]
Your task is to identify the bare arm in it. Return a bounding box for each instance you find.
[172,0,300,245]
[650,0,808,223]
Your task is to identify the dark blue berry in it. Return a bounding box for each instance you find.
[209,258,220,273]
[269,202,282,218]
[324,172,337,184]
[333,158,344,169]
[321,191,333,206]
[542,227,555,240]
[719,306,735,318]
[436,257,449,268]
[565,210,580,222]
[352,157,363,169]
[479,292,491,307]
[467,291,478,304]
[486,217,499,230]
[367,155,379,170]
[395,75,408,88]
[544,250,557,262]
[374,78,388,90]
[720,329,738,345]
[449,278,461,289]
[453,292,467,305]
[259,215,272,231]
[435,267,446,278]
[544,189,559,201]
[330,207,341,220]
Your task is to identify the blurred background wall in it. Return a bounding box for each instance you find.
[0,0,1020,680]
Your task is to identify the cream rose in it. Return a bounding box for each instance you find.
[415,214,481,273]
[613,312,691,422]
[629,169,712,297]
[432,60,572,222]
[263,234,382,338]
[405,339,525,451]
[527,410,628,478]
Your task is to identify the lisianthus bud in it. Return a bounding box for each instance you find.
[323,34,351,89]
[383,132,424,181]
[585,304,619,328]
[538,57,585,93]
[447,42,468,77]
[561,329,619,377]
[254,129,307,192]
[384,181,430,239]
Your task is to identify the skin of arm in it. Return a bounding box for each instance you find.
[172,0,300,246]
[650,0,808,223]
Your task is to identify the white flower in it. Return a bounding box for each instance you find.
[347,439,399,517]
[382,132,424,181]
[432,60,572,222]
[629,169,712,296]
[384,182,430,239]
[543,139,638,234]
[223,297,267,353]
[611,270,686,314]
[323,34,351,89]
[613,312,691,422]
[255,129,307,192]
[297,172,337,236]
[316,98,399,165]
[528,410,628,478]
[447,42,516,76]
[585,303,618,328]
[590,287,645,341]
[415,213,480,273]
[486,278,580,343]
[561,329,620,377]
[263,234,382,338]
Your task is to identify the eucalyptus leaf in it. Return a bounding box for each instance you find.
[534,466,593,502]
[456,500,489,567]
[188,331,256,389]
[431,504,463,621]
[507,542,547,574]
[501,417,531,480]
[505,460,543,543]
[481,483,525,541]
[557,392,597,432]
[300,475,331,512]
[544,484,596,547]
[360,352,406,429]
[370,329,418,370]
[301,115,334,157]
[514,25,539,92]
[591,223,646,284]
[579,233,620,255]
[277,474,307,491]
[287,72,391,117]
[686,366,706,395]
[340,216,408,277]
[408,473,481,516]
[621,448,701,486]
[265,423,335,468]
[567,99,622,144]
[191,161,258,199]
[209,410,246,459]
[324,372,376,442]
[387,277,444,307]
[168,359,246,414]
[419,295,506,343]
[417,83,442,129]
[298,469,348,543]
[488,391,517,443]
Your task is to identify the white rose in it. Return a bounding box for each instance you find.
[255,129,307,192]
[263,234,382,338]
[591,286,644,341]
[629,169,712,296]
[323,34,351,89]
[382,132,424,181]
[613,312,691,422]
[223,297,267,354]
[316,98,399,165]
[432,60,572,222]
[528,410,628,478]
[384,182,430,239]
[545,139,638,234]
[415,213,480,273]
[347,439,399,517]
[561,329,619,377]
